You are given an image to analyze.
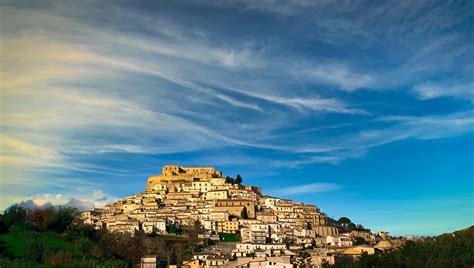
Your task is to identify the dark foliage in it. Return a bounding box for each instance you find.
[338,217,369,232]
[325,226,474,268]
[235,174,243,185]
[338,217,352,224]
[47,207,80,233]
[0,206,205,267]
[225,176,235,184]
[241,206,248,219]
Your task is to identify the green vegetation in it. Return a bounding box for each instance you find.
[241,207,248,219]
[219,232,239,242]
[225,176,235,184]
[337,216,369,232]
[0,205,206,267]
[0,206,127,267]
[0,231,80,259]
[166,223,183,235]
[235,174,243,185]
[324,226,474,268]
[338,217,351,224]
[0,233,28,257]
[294,250,312,268]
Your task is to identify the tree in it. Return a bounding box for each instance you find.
[48,207,79,233]
[355,224,367,231]
[186,221,202,254]
[326,226,474,268]
[29,207,54,231]
[295,250,312,268]
[2,205,29,228]
[354,237,367,245]
[338,217,351,224]
[235,174,243,185]
[225,176,235,184]
[0,215,8,234]
[240,207,248,219]
[100,232,144,265]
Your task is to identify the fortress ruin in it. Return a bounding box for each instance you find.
[146,165,223,192]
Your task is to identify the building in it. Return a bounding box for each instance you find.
[326,236,353,247]
[214,199,256,218]
[141,255,159,268]
[81,164,346,266]
[218,220,240,233]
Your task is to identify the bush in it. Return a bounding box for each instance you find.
[326,226,474,268]
[219,232,239,242]
[47,207,80,233]
[2,206,31,230]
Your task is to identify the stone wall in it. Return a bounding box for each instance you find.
[146,165,223,191]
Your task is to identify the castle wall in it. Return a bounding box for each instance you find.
[146,165,223,192]
[214,199,256,218]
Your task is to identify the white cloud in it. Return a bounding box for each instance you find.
[296,64,375,91]
[236,110,474,162]
[270,182,341,196]
[0,134,62,161]
[209,83,367,114]
[413,81,474,102]
[213,93,262,111]
[1,189,116,211]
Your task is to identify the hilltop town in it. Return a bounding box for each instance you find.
[81,165,399,267]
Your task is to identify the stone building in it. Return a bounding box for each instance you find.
[81,164,343,259]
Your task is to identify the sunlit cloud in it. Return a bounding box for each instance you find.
[0,134,62,161]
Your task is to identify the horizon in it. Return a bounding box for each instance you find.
[1,1,473,237]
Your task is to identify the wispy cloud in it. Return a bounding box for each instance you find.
[0,134,62,161]
[413,81,474,102]
[0,0,472,218]
[295,64,375,91]
[270,182,341,196]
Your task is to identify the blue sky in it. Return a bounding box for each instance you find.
[1,0,473,235]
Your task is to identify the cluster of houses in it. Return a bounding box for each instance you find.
[81,165,395,267]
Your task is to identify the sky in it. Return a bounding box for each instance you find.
[1,0,473,236]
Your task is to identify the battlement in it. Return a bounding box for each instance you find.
[146,165,223,192]
[161,165,222,178]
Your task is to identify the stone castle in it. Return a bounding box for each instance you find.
[146,165,223,191]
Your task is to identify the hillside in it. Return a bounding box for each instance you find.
[1,165,472,267]
[81,165,342,239]
[325,226,474,268]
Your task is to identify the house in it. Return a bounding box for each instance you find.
[141,255,159,268]
[326,236,353,247]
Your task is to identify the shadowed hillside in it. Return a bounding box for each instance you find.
[324,226,474,268]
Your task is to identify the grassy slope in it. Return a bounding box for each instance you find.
[0,233,27,257]
[0,232,79,258]
[219,232,239,242]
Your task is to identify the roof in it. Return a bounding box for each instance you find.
[375,239,393,249]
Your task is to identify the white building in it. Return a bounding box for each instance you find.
[326,236,353,247]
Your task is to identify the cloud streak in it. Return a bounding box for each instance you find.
[270,182,341,196]
[296,64,375,91]
[413,81,474,102]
